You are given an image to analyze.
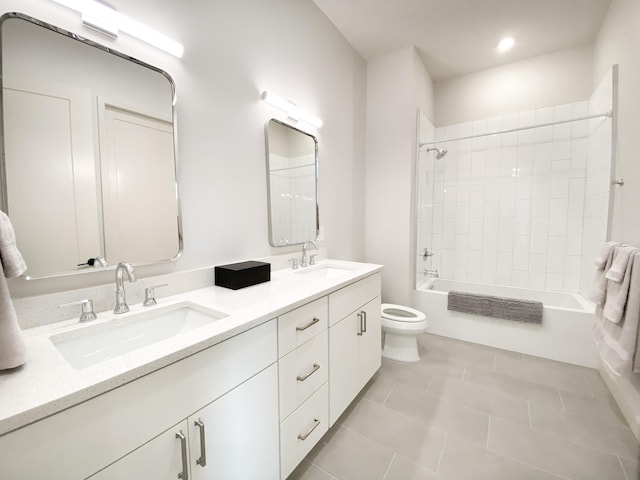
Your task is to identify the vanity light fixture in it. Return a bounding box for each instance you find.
[49,0,184,57]
[497,36,515,53]
[261,91,323,128]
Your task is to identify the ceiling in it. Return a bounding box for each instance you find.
[312,0,612,82]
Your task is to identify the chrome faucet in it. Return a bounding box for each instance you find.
[114,262,137,314]
[424,268,439,278]
[301,240,319,267]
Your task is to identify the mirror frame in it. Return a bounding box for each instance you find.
[0,12,183,279]
[264,118,319,247]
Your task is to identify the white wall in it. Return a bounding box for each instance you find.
[594,0,640,247]
[365,46,434,305]
[435,45,594,127]
[3,0,367,296]
[592,0,640,444]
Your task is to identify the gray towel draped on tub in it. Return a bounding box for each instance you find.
[447,291,543,324]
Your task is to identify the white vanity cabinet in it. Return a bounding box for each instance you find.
[277,297,330,480]
[328,273,382,425]
[90,364,279,480]
[0,320,279,480]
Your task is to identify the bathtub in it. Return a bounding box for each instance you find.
[413,278,599,367]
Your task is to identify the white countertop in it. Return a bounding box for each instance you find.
[0,259,382,436]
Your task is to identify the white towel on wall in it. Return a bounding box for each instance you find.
[593,252,640,377]
[603,246,639,324]
[0,211,26,278]
[589,245,617,307]
[594,241,619,270]
[0,210,27,370]
[0,261,26,370]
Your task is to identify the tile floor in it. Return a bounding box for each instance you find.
[289,333,640,480]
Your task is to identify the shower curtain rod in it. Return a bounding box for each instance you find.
[419,110,612,147]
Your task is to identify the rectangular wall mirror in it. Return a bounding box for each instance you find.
[0,13,182,279]
[265,119,318,247]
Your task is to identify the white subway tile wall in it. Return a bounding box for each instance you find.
[416,68,614,293]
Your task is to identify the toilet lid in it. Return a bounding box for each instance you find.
[381,303,426,323]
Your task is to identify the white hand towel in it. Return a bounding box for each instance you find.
[0,211,27,370]
[0,261,26,370]
[605,245,636,283]
[603,247,638,324]
[594,241,619,270]
[589,245,616,307]
[593,252,640,376]
[0,210,26,278]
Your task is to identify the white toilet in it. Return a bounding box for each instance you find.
[381,304,428,362]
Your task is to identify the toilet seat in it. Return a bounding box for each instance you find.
[381,303,428,362]
[381,304,426,323]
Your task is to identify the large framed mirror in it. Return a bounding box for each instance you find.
[0,13,182,279]
[265,119,318,247]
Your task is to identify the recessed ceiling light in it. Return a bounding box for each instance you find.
[497,37,515,53]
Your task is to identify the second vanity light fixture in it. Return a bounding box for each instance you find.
[261,91,323,129]
[49,0,184,57]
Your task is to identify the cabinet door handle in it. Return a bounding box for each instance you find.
[357,312,363,336]
[194,419,207,467]
[361,310,367,333]
[296,363,320,382]
[175,430,189,480]
[296,317,320,331]
[297,418,321,441]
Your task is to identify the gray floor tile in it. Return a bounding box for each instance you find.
[288,460,336,480]
[421,338,496,370]
[619,455,639,480]
[464,365,562,408]
[296,335,635,480]
[437,433,565,480]
[308,426,395,480]
[379,358,434,391]
[341,398,446,471]
[361,374,396,404]
[488,417,628,480]
[495,354,592,396]
[384,455,445,480]
[448,336,524,361]
[560,389,628,426]
[529,402,639,460]
[582,369,612,398]
[427,373,530,427]
[384,383,489,446]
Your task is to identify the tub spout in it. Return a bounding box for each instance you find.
[424,268,439,278]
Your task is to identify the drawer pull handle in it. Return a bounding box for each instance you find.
[296,317,320,332]
[175,430,189,480]
[298,418,321,441]
[297,363,320,382]
[362,310,367,333]
[357,312,363,336]
[194,419,207,467]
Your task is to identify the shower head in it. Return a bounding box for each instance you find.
[425,146,448,159]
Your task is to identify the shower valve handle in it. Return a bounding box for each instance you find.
[422,248,435,260]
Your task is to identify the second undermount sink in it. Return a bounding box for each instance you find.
[50,303,228,369]
[294,264,354,279]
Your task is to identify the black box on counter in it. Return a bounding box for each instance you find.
[214,261,271,290]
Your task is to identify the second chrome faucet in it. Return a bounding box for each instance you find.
[114,262,137,314]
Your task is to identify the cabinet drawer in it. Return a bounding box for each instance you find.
[278,297,328,357]
[329,273,381,326]
[279,329,328,420]
[280,383,329,480]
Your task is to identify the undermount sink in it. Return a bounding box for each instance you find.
[294,264,354,279]
[50,303,228,369]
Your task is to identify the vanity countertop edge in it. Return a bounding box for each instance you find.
[0,259,383,437]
